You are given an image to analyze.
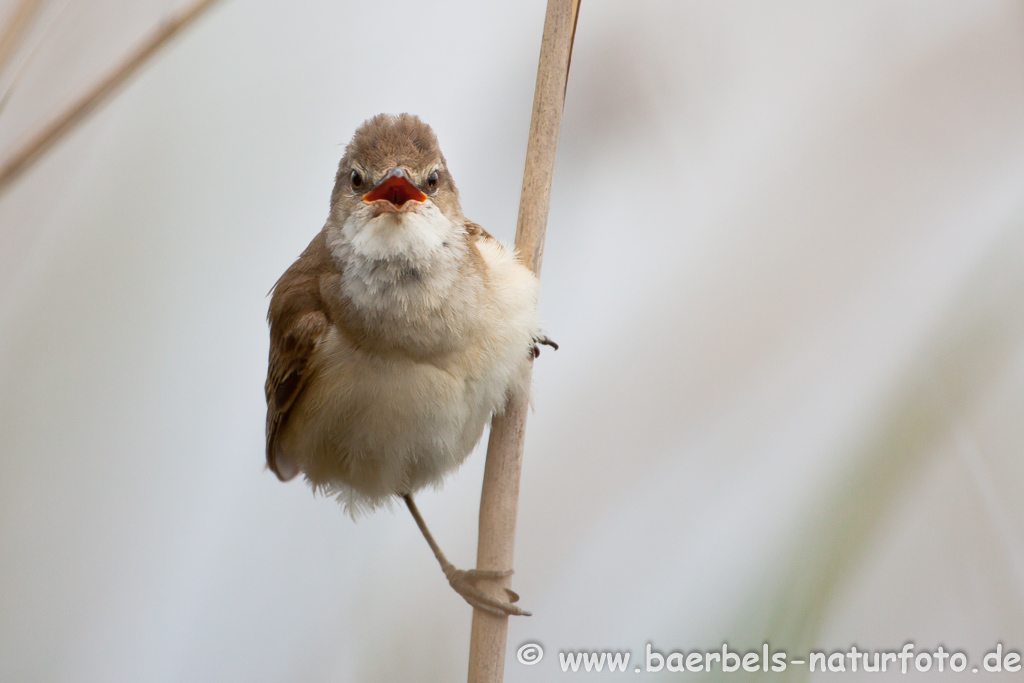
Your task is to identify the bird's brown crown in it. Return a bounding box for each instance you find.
[344,113,442,173]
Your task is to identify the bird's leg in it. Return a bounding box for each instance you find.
[402,493,530,617]
[532,335,558,358]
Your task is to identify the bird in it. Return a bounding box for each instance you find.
[264,113,555,616]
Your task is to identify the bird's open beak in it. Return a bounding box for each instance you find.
[362,168,426,210]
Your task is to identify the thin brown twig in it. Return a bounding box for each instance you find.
[0,0,224,196]
[466,1,580,681]
[0,0,45,78]
[0,0,77,119]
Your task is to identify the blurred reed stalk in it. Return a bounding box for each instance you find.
[466,1,579,681]
[0,0,45,77]
[0,0,223,195]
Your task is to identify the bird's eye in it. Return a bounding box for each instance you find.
[350,170,363,189]
[426,170,439,190]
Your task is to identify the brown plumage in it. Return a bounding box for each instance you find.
[264,218,498,481]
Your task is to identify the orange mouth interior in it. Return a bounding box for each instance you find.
[362,176,427,208]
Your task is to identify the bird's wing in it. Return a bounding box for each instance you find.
[464,220,495,242]
[265,231,332,481]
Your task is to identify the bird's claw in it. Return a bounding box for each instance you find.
[532,336,559,358]
[442,565,531,616]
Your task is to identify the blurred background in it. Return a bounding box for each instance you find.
[1,1,1023,680]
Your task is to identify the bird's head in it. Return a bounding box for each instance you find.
[324,115,474,326]
[329,114,463,231]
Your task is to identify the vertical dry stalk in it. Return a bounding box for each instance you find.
[0,0,223,195]
[466,1,580,681]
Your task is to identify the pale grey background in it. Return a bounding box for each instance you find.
[1,1,1023,681]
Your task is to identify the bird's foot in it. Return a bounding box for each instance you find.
[442,564,531,616]
[532,335,559,358]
